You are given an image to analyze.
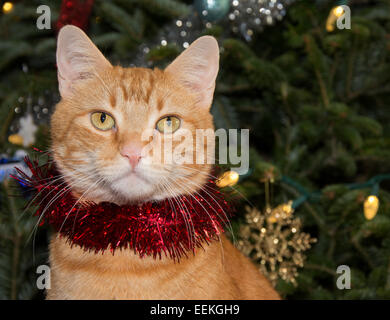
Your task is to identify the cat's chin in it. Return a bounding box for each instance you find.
[88,175,192,206]
[109,173,157,203]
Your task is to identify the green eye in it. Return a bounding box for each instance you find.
[156,116,181,134]
[91,112,115,131]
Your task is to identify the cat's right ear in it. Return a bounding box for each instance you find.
[56,25,112,98]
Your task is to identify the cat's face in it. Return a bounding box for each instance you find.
[51,26,219,204]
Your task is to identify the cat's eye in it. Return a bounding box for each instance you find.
[91,112,115,131]
[156,116,181,134]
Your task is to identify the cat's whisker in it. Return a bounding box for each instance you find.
[30,173,93,246]
[29,183,73,261]
[144,169,222,251]
[58,176,105,235]
[29,173,94,245]
[178,164,255,208]
[169,176,226,265]
[17,174,68,222]
[170,173,236,247]
[160,176,195,249]
[144,165,236,247]
[28,171,96,243]
[157,180,180,257]
[23,165,94,221]
[163,174,226,262]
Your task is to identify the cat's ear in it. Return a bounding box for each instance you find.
[165,36,219,108]
[56,25,112,98]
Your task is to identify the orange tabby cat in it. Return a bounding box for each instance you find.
[47,25,279,300]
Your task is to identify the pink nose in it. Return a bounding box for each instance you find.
[120,144,142,169]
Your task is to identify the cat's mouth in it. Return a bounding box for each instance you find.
[103,168,162,203]
[117,169,152,185]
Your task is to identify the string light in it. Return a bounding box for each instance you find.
[326,5,345,32]
[216,170,239,188]
[333,6,344,17]
[2,2,13,14]
[364,195,379,220]
[282,174,390,220]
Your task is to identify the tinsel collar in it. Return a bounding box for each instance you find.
[12,157,233,261]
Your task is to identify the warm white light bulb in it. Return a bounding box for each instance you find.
[2,2,13,13]
[333,6,344,17]
[364,195,379,220]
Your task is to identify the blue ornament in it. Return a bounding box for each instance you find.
[0,150,28,183]
[194,0,231,22]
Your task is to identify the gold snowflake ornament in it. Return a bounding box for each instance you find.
[238,202,316,286]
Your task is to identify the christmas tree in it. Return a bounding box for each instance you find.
[1,0,390,299]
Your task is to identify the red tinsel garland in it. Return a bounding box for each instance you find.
[56,0,95,32]
[12,157,233,261]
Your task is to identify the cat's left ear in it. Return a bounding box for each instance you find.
[165,36,219,108]
[56,25,112,98]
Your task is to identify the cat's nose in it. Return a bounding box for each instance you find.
[120,144,142,169]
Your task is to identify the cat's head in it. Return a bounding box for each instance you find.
[51,25,219,204]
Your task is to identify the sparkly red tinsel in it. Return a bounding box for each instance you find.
[12,157,233,261]
[56,0,95,32]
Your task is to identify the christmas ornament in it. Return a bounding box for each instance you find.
[216,170,239,188]
[8,85,59,149]
[135,11,204,67]
[9,110,39,147]
[56,0,95,32]
[228,0,294,41]
[364,195,379,220]
[238,204,316,285]
[135,0,295,66]
[12,156,233,261]
[8,134,23,146]
[0,150,28,182]
[2,2,13,14]
[15,113,38,147]
[194,0,231,22]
